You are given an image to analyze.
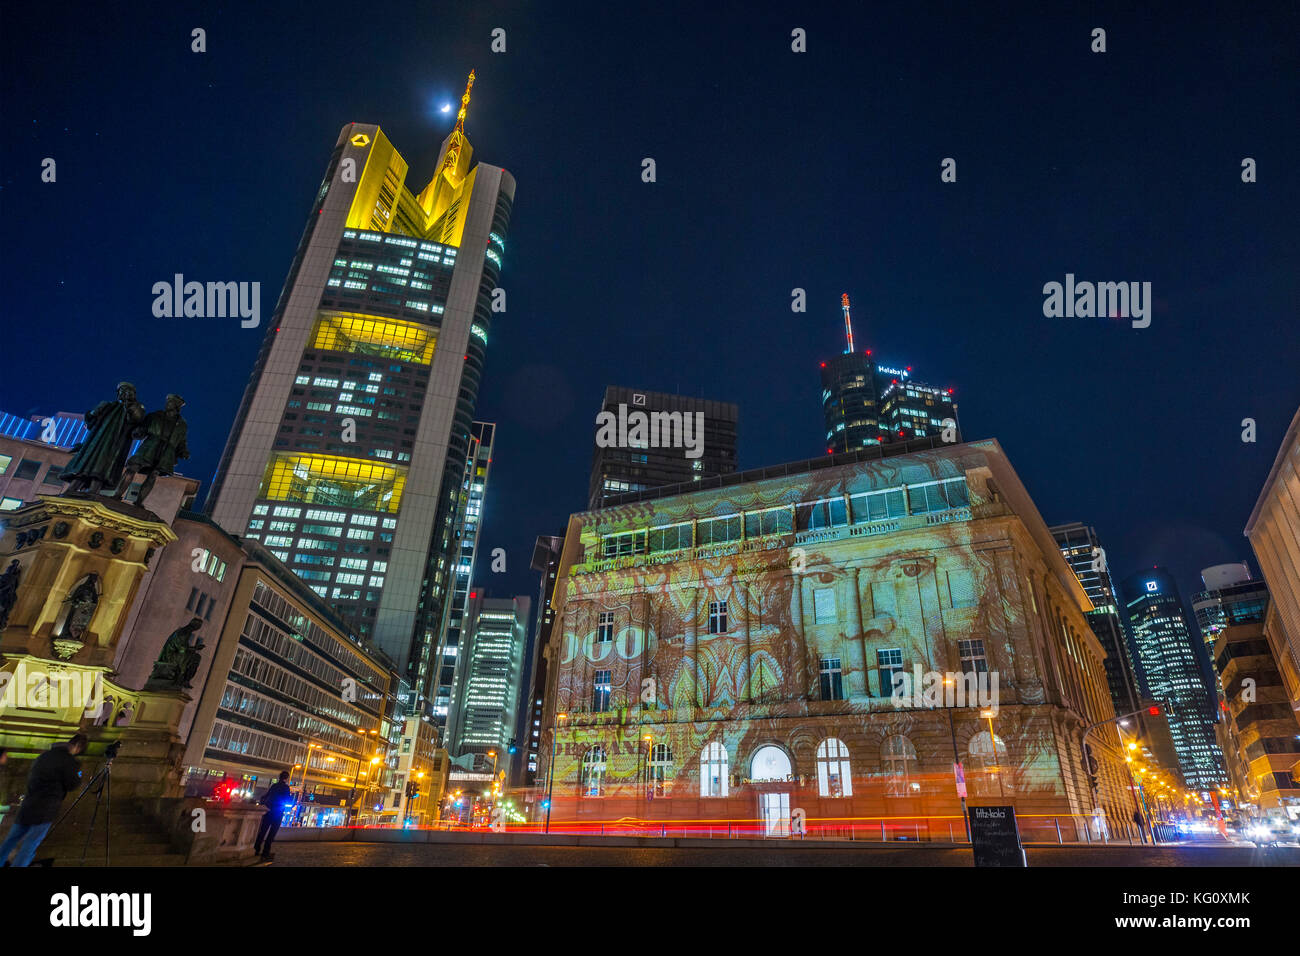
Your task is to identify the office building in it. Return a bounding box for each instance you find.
[514,532,564,791]
[446,594,530,778]
[1244,404,1300,732]
[878,379,959,444]
[588,387,738,510]
[540,438,1135,841]
[431,420,495,724]
[1212,618,1300,813]
[1192,563,1270,651]
[1050,522,1142,717]
[181,538,398,825]
[205,73,516,712]
[819,295,957,452]
[1120,568,1224,789]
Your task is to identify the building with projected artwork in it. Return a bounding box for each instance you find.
[205,72,514,714]
[538,437,1136,841]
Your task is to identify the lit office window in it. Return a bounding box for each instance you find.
[580,747,607,797]
[881,735,917,796]
[597,611,614,644]
[819,658,844,701]
[700,742,728,797]
[592,670,612,713]
[817,738,853,798]
[708,600,728,635]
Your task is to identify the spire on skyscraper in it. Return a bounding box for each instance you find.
[440,69,476,177]
[841,292,855,353]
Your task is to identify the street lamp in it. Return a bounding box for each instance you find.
[350,754,381,827]
[979,707,1004,798]
[544,712,568,834]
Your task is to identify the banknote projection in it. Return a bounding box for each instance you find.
[539,440,1137,840]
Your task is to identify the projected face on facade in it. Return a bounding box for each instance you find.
[542,444,1129,839]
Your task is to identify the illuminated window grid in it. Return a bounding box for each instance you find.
[259,453,408,514]
[309,311,437,365]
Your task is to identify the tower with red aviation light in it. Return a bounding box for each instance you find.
[841,292,855,354]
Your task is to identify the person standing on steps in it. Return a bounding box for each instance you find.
[0,734,86,867]
[253,770,294,861]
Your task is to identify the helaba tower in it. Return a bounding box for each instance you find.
[206,72,515,711]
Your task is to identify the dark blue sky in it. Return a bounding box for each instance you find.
[3,1,1297,616]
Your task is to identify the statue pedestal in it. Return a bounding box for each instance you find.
[0,494,185,796]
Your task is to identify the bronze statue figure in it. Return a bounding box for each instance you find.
[63,383,145,495]
[0,559,21,630]
[148,616,206,689]
[114,394,190,508]
[60,573,101,640]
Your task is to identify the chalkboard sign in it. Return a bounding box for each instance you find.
[968,805,1026,867]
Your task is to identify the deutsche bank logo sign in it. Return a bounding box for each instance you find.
[1146,581,1159,593]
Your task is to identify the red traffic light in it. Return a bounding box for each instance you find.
[1147,705,1161,716]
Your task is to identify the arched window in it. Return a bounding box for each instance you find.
[648,743,673,797]
[750,745,792,782]
[700,742,728,797]
[967,731,1008,796]
[881,734,918,796]
[581,746,606,797]
[816,738,853,797]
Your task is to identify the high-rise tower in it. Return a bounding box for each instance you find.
[819,294,959,452]
[206,72,515,712]
[1050,522,1143,717]
[1120,568,1225,789]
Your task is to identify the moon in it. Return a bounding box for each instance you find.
[440,103,452,113]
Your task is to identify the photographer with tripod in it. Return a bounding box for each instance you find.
[0,733,86,867]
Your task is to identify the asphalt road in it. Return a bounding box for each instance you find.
[268,840,1300,867]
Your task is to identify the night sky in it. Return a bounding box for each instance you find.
[3,1,1297,622]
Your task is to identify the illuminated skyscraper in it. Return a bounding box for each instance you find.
[1120,568,1225,789]
[819,295,958,452]
[588,387,738,510]
[1050,522,1142,717]
[432,421,495,724]
[206,72,515,711]
[447,593,530,776]
[1192,563,1270,649]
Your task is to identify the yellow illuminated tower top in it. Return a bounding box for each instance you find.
[345,69,483,246]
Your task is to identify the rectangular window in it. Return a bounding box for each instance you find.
[958,639,988,676]
[597,611,614,644]
[947,569,977,609]
[813,587,838,624]
[907,478,970,515]
[871,581,897,618]
[592,671,612,713]
[697,514,742,546]
[708,600,728,635]
[13,460,40,481]
[850,488,906,524]
[744,506,792,539]
[647,523,692,554]
[601,529,647,558]
[878,648,904,697]
[819,658,844,700]
[795,498,849,531]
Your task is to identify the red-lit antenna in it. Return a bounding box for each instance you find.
[841,293,855,354]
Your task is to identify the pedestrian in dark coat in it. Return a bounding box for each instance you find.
[253,771,295,860]
[0,735,86,867]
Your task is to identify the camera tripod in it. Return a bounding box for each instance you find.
[51,745,117,866]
